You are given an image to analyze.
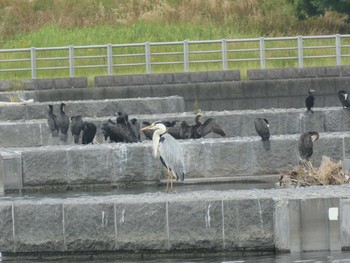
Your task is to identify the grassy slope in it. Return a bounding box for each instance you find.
[0,0,349,80]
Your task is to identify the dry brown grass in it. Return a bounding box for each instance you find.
[1,0,349,44]
[279,156,350,187]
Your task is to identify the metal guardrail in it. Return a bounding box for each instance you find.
[0,34,350,79]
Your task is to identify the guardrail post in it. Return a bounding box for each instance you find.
[107,44,113,75]
[30,47,36,79]
[336,34,341,66]
[298,36,304,68]
[145,42,151,74]
[69,45,74,77]
[183,40,189,72]
[259,37,265,69]
[221,39,228,70]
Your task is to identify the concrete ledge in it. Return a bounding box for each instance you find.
[1,76,346,112]
[94,71,241,87]
[247,66,350,80]
[0,96,184,121]
[0,185,349,255]
[0,107,348,148]
[0,77,88,92]
[0,131,348,191]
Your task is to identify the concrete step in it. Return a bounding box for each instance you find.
[0,186,349,255]
[0,76,346,112]
[0,107,348,148]
[0,96,184,121]
[0,131,348,192]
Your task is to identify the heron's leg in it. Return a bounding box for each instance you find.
[170,171,173,192]
[166,169,170,193]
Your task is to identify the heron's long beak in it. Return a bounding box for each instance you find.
[140,125,154,131]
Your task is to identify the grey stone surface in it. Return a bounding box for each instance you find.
[0,77,88,91]
[22,148,68,186]
[1,131,349,191]
[66,145,114,184]
[223,198,274,250]
[274,200,290,252]
[13,203,64,252]
[300,198,340,251]
[0,152,22,190]
[0,204,14,252]
[247,66,349,80]
[64,202,115,251]
[168,200,223,250]
[173,73,190,84]
[0,96,185,121]
[340,199,350,250]
[0,185,349,254]
[115,202,167,250]
[94,71,240,88]
[3,75,347,112]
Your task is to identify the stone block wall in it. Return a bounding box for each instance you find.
[0,131,349,191]
[0,187,349,255]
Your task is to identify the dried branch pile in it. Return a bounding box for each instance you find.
[279,156,350,187]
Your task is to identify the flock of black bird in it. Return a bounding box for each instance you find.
[253,88,321,160]
[47,103,97,145]
[47,105,227,145]
[254,89,350,161]
[48,88,348,164]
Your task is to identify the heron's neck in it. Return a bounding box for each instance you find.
[152,130,163,157]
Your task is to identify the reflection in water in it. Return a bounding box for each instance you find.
[3,252,350,263]
[0,181,276,201]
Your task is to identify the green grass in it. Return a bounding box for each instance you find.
[1,25,349,81]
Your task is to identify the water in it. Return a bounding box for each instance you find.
[2,252,350,263]
[0,181,276,201]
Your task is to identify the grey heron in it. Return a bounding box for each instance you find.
[141,121,186,192]
[298,131,319,160]
[47,104,59,137]
[254,118,271,151]
[305,89,315,113]
[338,90,350,108]
[58,103,69,142]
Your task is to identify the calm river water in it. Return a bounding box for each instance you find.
[3,252,350,263]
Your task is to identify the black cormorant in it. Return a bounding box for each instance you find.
[101,119,125,143]
[298,131,319,160]
[47,104,59,137]
[193,115,226,139]
[82,122,97,144]
[305,89,315,113]
[337,90,350,108]
[254,118,271,151]
[116,112,140,143]
[58,103,69,142]
[70,115,84,144]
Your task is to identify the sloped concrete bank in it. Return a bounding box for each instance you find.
[0,96,184,121]
[0,132,348,192]
[0,107,349,148]
[1,67,349,111]
[0,185,349,258]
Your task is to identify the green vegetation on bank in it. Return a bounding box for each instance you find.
[0,0,349,81]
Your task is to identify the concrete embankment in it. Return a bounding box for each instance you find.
[0,132,348,192]
[0,185,349,257]
[0,107,348,147]
[0,96,184,121]
[0,66,349,111]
